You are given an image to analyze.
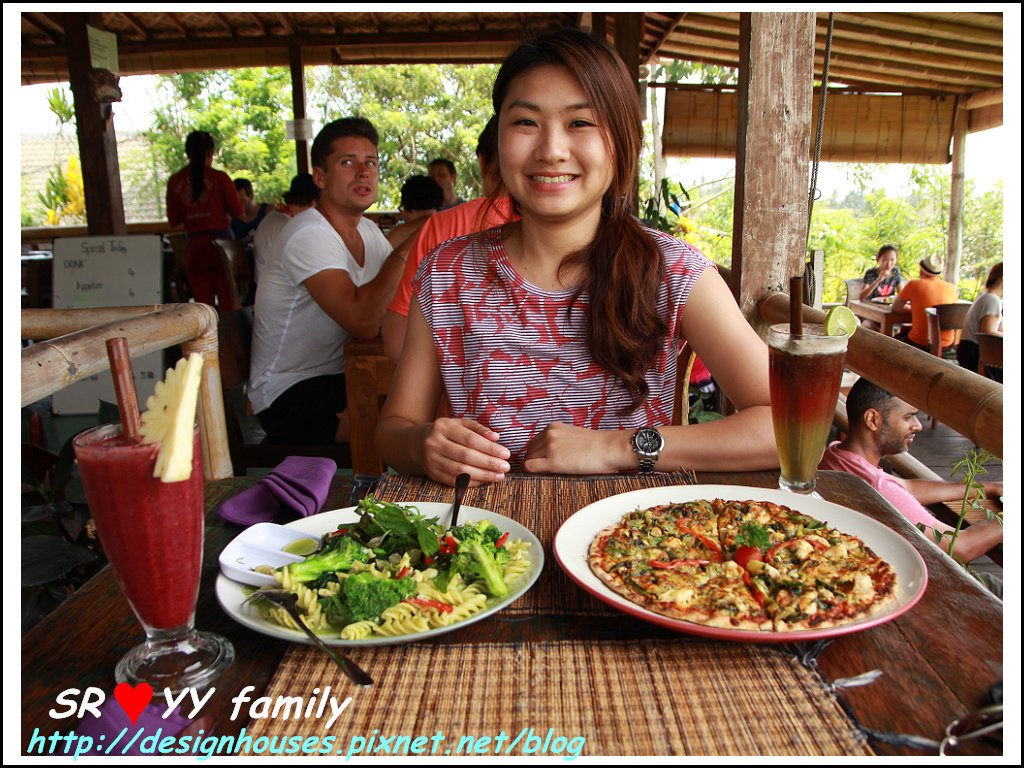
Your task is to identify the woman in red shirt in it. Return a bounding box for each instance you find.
[166,131,244,313]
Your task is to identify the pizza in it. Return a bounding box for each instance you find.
[588,498,897,632]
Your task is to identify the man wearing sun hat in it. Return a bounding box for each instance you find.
[892,253,957,350]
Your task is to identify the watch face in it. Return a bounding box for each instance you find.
[634,429,664,455]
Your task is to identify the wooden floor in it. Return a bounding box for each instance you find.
[906,418,1003,484]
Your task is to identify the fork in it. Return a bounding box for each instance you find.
[245,589,373,687]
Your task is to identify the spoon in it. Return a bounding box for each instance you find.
[450,472,471,529]
[245,589,373,687]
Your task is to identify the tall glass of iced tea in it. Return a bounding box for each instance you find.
[768,324,849,494]
[73,423,234,691]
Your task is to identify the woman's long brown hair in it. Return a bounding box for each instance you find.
[184,130,214,201]
[491,29,665,412]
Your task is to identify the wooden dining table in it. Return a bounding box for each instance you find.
[849,299,912,337]
[21,470,1003,757]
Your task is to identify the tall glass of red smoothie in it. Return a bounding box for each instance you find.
[73,423,234,691]
[768,324,849,495]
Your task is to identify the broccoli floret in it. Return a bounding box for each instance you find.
[319,572,416,626]
[282,536,370,583]
[346,572,416,620]
[449,520,502,545]
[457,538,509,598]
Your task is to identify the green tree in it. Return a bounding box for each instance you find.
[307,64,498,208]
[146,68,296,208]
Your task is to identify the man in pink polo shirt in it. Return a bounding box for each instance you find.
[820,377,1002,563]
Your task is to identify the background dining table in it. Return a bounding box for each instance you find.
[849,298,912,337]
[21,469,1003,757]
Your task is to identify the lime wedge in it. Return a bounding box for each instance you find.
[825,306,858,337]
[283,537,319,556]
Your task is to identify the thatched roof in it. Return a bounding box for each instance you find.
[21,10,1003,99]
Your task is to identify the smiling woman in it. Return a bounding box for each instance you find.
[375,29,778,487]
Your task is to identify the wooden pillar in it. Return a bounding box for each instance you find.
[289,45,310,175]
[591,13,607,42]
[946,96,967,287]
[730,13,815,326]
[613,13,644,210]
[63,13,126,235]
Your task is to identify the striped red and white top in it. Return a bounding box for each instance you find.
[415,226,712,467]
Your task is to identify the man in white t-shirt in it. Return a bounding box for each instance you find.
[252,172,320,283]
[249,117,410,445]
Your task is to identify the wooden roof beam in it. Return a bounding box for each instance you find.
[275,13,296,36]
[826,19,1003,63]
[644,12,684,63]
[821,45,1002,80]
[820,36,1003,75]
[822,54,1002,92]
[121,13,150,41]
[965,88,1002,110]
[22,14,63,45]
[840,12,1002,46]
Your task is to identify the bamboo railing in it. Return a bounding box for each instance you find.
[759,292,1002,459]
[21,304,233,480]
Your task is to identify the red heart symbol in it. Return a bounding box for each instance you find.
[114,682,153,725]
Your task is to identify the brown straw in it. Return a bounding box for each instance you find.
[789,275,803,335]
[105,337,142,438]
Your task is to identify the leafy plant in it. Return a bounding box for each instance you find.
[21,402,120,632]
[920,449,1001,562]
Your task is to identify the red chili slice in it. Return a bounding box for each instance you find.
[395,566,410,579]
[675,522,722,553]
[766,536,828,562]
[403,597,454,613]
[495,531,510,549]
[742,571,766,609]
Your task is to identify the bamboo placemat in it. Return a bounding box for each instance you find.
[373,472,698,616]
[246,639,871,756]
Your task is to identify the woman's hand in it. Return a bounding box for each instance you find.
[420,418,511,487]
[523,422,630,475]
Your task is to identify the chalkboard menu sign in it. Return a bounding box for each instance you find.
[51,235,164,414]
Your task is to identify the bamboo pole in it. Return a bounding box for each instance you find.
[21,304,233,480]
[760,292,1002,458]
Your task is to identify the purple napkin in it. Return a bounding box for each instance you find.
[76,699,193,756]
[218,456,337,526]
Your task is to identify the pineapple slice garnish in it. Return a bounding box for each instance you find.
[139,353,204,482]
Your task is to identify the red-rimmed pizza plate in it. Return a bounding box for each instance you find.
[553,485,928,643]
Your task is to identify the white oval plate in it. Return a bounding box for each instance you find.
[216,502,544,647]
[554,485,928,643]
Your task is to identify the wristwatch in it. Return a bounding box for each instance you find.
[631,428,665,473]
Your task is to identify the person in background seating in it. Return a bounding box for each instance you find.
[857,244,905,331]
[385,175,443,250]
[230,178,271,241]
[957,261,1003,376]
[892,254,957,351]
[252,173,320,283]
[382,117,515,363]
[428,158,463,211]
[249,118,411,445]
[820,377,1002,563]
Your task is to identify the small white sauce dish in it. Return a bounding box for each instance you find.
[218,522,319,587]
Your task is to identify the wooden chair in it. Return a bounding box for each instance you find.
[975,332,1003,381]
[21,304,233,480]
[212,238,249,309]
[925,303,972,429]
[844,278,864,307]
[927,302,970,359]
[217,309,352,477]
